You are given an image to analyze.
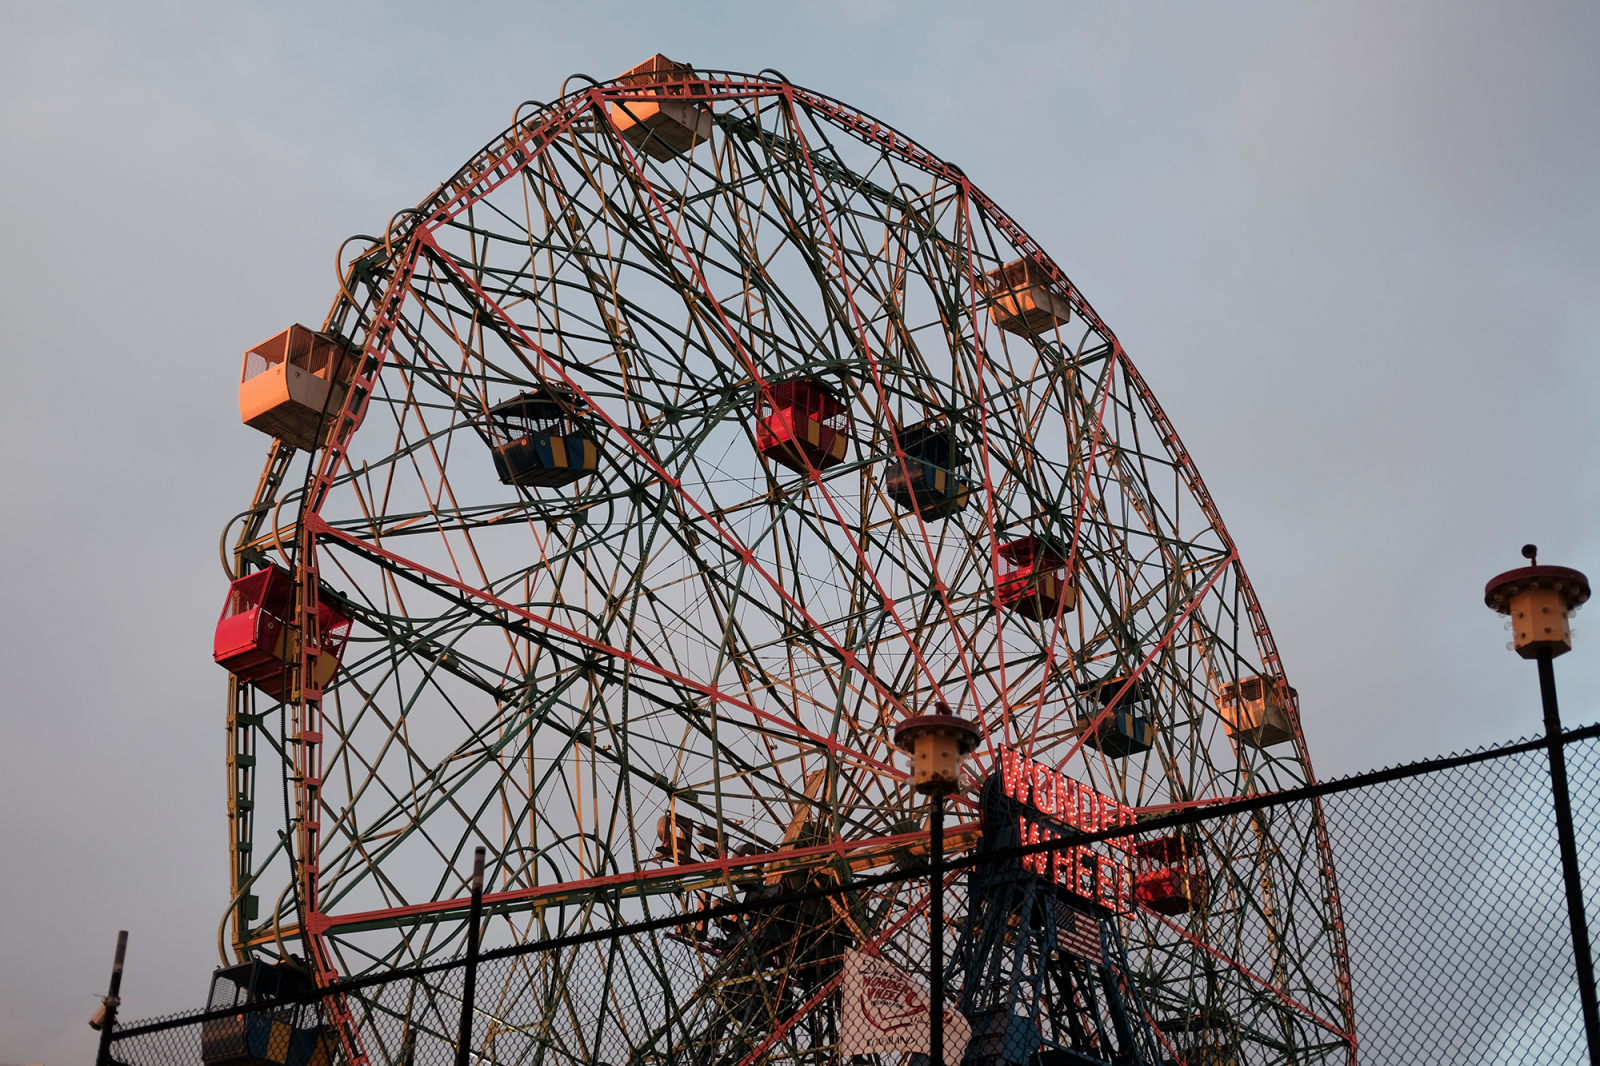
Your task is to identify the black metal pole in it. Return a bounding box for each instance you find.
[929,795,945,1066]
[1537,650,1600,1063]
[93,930,128,1066]
[455,847,486,1066]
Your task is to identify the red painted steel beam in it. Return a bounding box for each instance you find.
[288,237,429,1066]
[1020,337,1123,755]
[307,822,980,934]
[304,513,907,783]
[769,85,984,716]
[410,229,928,725]
[594,91,968,715]
[1144,906,1355,1048]
[1048,547,1240,774]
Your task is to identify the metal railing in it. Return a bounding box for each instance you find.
[97,724,1600,1066]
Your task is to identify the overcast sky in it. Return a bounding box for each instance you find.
[2,1,1597,1061]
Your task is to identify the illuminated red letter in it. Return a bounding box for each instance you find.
[1001,747,1030,803]
[1033,764,1056,814]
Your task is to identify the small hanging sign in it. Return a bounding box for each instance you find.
[838,949,972,1066]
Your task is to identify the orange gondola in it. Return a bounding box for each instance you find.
[1215,675,1297,748]
[608,54,713,162]
[238,325,356,451]
[980,257,1073,337]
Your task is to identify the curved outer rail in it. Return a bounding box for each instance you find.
[238,67,1354,1063]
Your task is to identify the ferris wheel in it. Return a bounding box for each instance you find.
[214,56,1354,1066]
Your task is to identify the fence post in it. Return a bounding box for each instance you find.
[93,929,128,1066]
[456,847,486,1066]
[929,793,945,1066]
[1537,650,1600,1064]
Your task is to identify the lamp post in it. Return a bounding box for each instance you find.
[1485,544,1596,1062]
[894,703,981,1066]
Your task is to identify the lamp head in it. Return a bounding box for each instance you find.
[894,705,981,796]
[1485,549,1589,660]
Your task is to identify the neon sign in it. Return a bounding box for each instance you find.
[987,746,1137,913]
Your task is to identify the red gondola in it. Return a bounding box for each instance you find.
[214,568,352,699]
[1133,835,1208,916]
[996,535,1075,620]
[756,379,851,474]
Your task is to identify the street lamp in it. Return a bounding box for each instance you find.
[895,702,981,1066]
[1485,544,1596,1062]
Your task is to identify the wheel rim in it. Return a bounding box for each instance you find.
[220,65,1355,1066]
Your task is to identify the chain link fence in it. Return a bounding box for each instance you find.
[1326,731,1600,1063]
[100,726,1600,1066]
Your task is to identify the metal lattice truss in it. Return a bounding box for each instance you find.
[219,65,1354,1066]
